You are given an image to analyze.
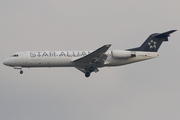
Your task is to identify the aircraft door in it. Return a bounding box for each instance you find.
[22,52,28,64]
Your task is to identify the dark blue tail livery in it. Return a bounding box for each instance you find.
[128,30,177,52]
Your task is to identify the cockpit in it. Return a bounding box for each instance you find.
[11,54,19,57]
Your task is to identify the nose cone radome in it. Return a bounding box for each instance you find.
[3,59,8,66]
[3,58,14,66]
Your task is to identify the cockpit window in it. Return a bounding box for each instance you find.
[11,54,19,57]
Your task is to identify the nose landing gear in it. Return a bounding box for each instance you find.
[20,70,23,74]
[14,66,23,74]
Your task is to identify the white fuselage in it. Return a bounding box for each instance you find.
[3,30,175,77]
[3,50,159,68]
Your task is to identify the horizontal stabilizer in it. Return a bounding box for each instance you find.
[154,30,177,41]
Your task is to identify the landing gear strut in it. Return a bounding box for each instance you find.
[20,70,23,74]
[85,72,90,77]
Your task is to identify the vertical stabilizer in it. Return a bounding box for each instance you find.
[128,30,176,52]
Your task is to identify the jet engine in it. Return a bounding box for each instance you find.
[111,50,136,58]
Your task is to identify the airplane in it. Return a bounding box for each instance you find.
[3,30,176,77]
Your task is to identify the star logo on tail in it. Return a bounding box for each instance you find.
[148,40,157,49]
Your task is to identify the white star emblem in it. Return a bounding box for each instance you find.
[148,40,157,49]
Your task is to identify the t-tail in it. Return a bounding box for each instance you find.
[128,30,177,52]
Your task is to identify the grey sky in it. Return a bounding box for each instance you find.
[1,0,180,120]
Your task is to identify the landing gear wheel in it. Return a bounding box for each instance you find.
[20,70,23,74]
[85,72,90,77]
[89,67,94,73]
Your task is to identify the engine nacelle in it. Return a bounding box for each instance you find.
[111,50,136,58]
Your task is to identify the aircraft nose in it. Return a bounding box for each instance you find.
[3,58,14,66]
[3,59,8,66]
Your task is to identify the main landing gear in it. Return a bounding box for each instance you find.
[85,72,90,77]
[85,67,94,78]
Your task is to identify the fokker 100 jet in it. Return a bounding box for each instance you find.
[3,30,176,77]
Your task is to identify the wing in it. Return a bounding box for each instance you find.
[72,44,111,66]
[73,44,111,74]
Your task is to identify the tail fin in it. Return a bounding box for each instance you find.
[128,30,177,52]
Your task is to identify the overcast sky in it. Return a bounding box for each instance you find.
[1,0,180,120]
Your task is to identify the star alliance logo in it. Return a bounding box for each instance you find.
[148,40,157,49]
